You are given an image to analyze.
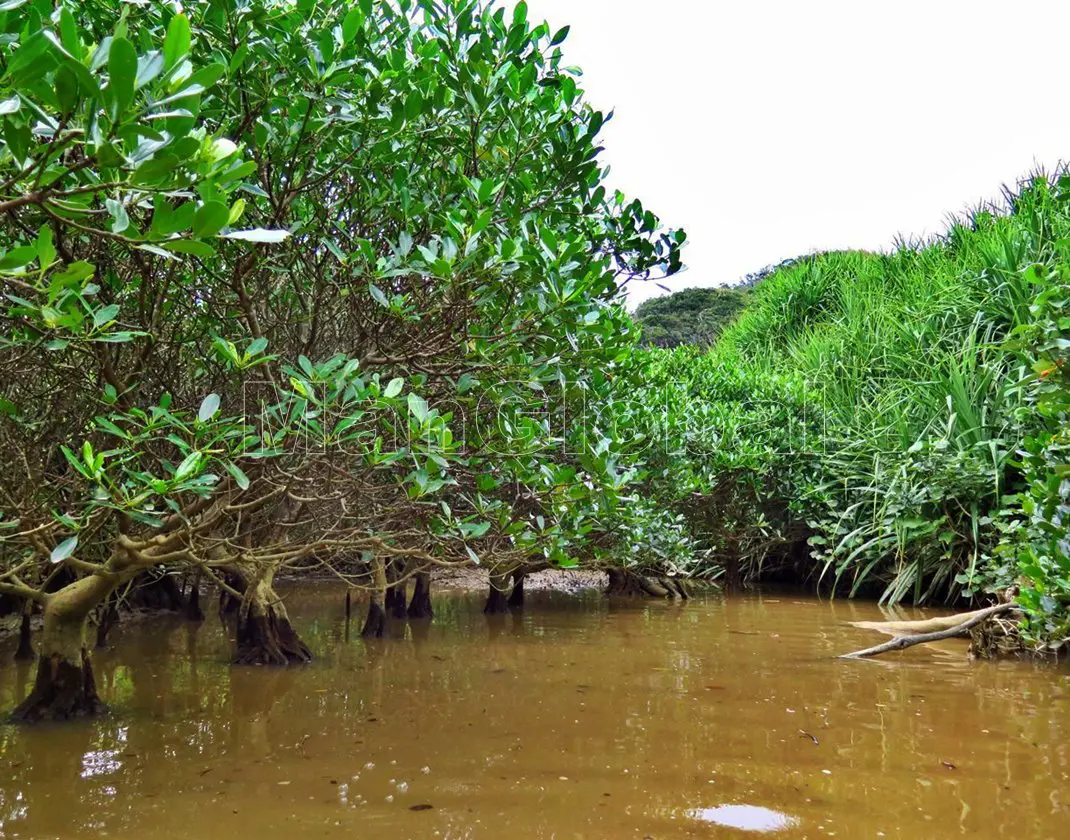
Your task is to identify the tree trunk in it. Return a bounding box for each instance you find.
[484,572,510,615]
[386,583,408,619]
[10,574,117,722]
[723,546,742,594]
[508,571,525,611]
[407,571,433,619]
[219,569,243,618]
[230,569,311,666]
[13,602,34,662]
[362,557,387,639]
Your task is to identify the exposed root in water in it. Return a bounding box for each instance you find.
[131,571,187,612]
[407,572,433,619]
[839,604,1020,659]
[362,602,386,638]
[14,609,34,661]
[94,599,120,649]
[386,584,408,620]
[484,573,510,615]
[606,569,692,599]
[226,568,312,666]
[362,557,388,638]
[508,571,525,611]
[233,609,313,666]
[10,649,104,722]
[185,577,205,622]
[969,610,1030,659]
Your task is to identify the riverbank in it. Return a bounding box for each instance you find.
[433,567,607,594]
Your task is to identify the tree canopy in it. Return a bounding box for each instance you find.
[0,0,686,718]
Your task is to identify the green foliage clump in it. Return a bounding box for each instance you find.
[634,286,748,349]
[630,176,1069,648]
[0,0,685,634]
[994,258,1070,646]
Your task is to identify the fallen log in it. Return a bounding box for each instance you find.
[839,603,1020,660]
[849,606,1002,637]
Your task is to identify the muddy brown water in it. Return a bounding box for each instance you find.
[0,586,1067,839]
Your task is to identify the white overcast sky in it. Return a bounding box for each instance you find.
[516,0,1070,306]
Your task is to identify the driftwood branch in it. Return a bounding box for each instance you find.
[838,603,1020,660]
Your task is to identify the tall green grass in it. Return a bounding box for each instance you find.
[638,173,1069,640]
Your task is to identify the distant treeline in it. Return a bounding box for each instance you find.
[634,257,809,348]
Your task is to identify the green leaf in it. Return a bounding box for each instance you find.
[54,65,79,113]
[224,461,250,490]
[193,200,229,237]
[93,304,120,328]
[50,536,78,564]
[0,245,36,270]
[342,8,363,42]
[135,51,165,89]
[105,198,130,233]
[550,25,570,45]
[383,377,404,399]
[404,90,423,120]
[163,14,192,71]
[198,392,221,422]
[321,237,346,263]
[369,284,389,307]
[59,8,80,56]
[34,225,56,269]
[407,392,429,423]
[174,451,202,482]
[161,240,216,258]
[108,37,137,116]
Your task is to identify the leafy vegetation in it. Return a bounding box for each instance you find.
[634,286,748,348]
[628,177,1069,651]
[0,0,685,718]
